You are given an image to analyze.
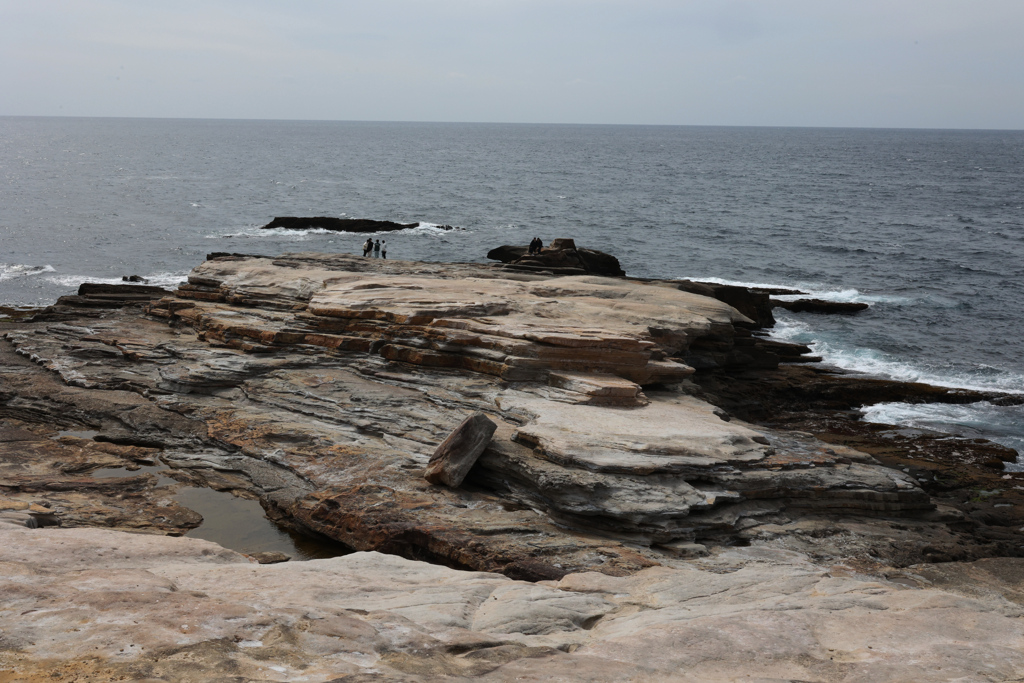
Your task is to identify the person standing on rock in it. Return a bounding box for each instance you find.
[381,240,387,259]
[362,238,373,257]
[374,239,381,258]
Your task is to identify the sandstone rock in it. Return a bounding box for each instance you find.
[424,411,497,487]
[1,528,1023,682]
[1,250,1013,579]
[548,371,647,406]
[250,550,291,564]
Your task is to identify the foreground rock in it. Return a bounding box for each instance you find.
[1,526,1022,682]
[1,249,1019,582]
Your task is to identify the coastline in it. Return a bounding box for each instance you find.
[2,246,1023,680]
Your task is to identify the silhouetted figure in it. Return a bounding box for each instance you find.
[373,239,381,257]
[362,238,373,257]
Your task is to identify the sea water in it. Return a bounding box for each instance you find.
[2,118,1022,462]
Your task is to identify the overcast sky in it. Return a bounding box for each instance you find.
[2,0,1023,129]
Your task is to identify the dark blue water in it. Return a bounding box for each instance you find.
[2,117,1022,460]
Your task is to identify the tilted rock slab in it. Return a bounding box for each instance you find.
[424,411,498,487]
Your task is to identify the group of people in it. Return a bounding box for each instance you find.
[527,237,545,255]
[362,238,387,259]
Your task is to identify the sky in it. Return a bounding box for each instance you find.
[2,0,1023,129]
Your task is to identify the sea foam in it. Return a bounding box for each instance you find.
[0,264,56,282]
[42,272,189,289]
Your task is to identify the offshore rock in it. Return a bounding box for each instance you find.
[0,250,1012,580]
[487,239,626,276]
[424,411,497,487]
[263,216,424,232]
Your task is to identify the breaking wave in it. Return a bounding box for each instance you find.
[205,221,465,240]
[205,226,334,239]
[0,264,56,282]
[862,401,1024,466]
[770,316,1024,395]
[688,277,912,305]
[41,272,189,289]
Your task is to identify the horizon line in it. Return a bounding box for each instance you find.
[1,114,1021,134]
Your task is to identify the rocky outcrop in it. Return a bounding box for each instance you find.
[1,250,1019,581]
[678,279,776,328]
[487,239,626,277]
[2,527,1023,682]
[262,216,437,232]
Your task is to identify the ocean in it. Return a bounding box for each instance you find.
[1,117,1022,463]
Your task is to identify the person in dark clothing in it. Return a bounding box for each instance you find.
[373,239,381,257]
[362,238,373,257]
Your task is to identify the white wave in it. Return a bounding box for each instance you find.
[683,276,912,305]
[205,226,335,240]
[863,401,1002,429]
[770,316,1024,395]
[862,401,1023,464]
[682,276,803,291]
[207,222,464,239]
[772,289,912,305]
[0,264,56,282]
[405,222,466,236]
[42,272,188,289]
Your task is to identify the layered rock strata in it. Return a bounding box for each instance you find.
[0,250,1005,580]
